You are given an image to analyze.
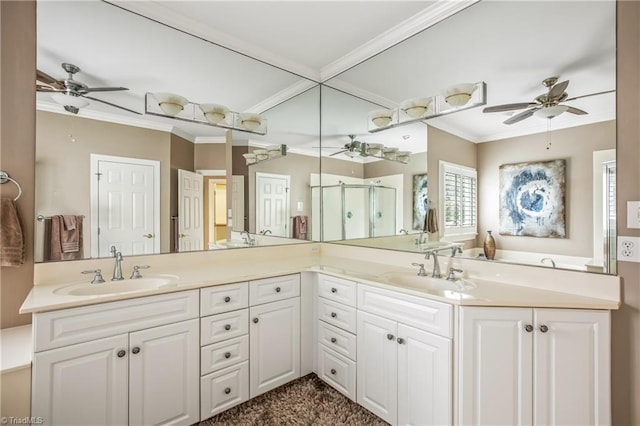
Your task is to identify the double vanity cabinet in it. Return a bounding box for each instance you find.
[28,267,612,426]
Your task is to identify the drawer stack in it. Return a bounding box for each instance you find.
[199,282,249,420]
[316,274,357,401]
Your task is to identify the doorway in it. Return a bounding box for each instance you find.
[256,172,290,237]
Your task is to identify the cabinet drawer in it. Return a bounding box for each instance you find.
[201,335,249,376]
[201,309,249,346]
[249,274,300,306]
[201,283,248,316]
[317,344,356,401]
[201,361,249,420]
[317,275,356,307]
[358,284,452,338]
[317,320,356,361]
[34,290,199,352]
[317,298,357,334]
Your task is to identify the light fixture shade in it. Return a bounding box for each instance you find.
[400,97,433,118]
[443,83,477,107]
[51,92,89,109]
[153,92,189,116]
[239,113,263,131]
[200,103,229,124]
[368,109,394,128]
[533,104,568,119]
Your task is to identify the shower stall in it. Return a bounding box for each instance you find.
[312,183,396,240]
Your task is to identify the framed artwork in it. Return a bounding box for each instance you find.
[499,159,566,238]
[412,174,428,230]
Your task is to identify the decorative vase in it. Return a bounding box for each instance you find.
[483,230,496,260]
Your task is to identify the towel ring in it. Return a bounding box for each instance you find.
[0,171,22,201]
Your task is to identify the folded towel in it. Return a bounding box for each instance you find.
[293,216,308,240]
[0,198,25,267]
[426,207,439,234]
[47,215,83,261]
[62,215,76,231]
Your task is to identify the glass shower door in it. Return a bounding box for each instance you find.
[371,186,396,237]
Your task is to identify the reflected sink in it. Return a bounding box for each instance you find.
[382,272,477,300]
[54,274,180,297]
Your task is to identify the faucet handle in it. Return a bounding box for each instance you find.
[82,269,105,284]
[446,267,463,281]
[130,265,150,279]
[411,263,427,276]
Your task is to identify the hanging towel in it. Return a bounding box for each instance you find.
[0,198,25,267]
[46,215,84,261]
[293,216,308,240]
[426,207,439,234]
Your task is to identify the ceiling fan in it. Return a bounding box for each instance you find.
[36,62,140,115]
[483,77,614,125]
[326,134,363,157]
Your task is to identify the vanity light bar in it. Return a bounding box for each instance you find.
[144,93,268,136]
[367,81,487,133]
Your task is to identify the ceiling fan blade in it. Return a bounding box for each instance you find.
[565,106,588,115]
[329,150,347,156]
[547,80,569,101]
[565,89,615,102]
[483,102,537,113]
[36,69,63,88]
[83,95,141,115]
[36,84,62,93]
[503,108,538,125]
[83,86,129,93]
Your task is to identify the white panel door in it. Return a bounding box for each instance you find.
[397,324,452,426]
[93,155,159,258]
[256,172,290,237]
[356,311,398,425]
[459,307,533,426]
[178,169,204,252]
[249,298,300,398]
[231,175,245,232]
[128,319,199,426]
[32,334,128,426]
[533,309,610,426]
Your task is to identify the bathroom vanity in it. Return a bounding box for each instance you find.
[21,243,619,426]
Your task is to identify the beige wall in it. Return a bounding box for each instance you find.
[476,120,615,257]
[194,143,226,170]
[35,111,173,258]
[319,155,365,179]
[0,2,638,423]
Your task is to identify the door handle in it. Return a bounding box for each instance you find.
[179,233,188,238]
[143,233,154,238]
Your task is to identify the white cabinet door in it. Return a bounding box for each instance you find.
[459,307,533,426]
[32,334,129,426]
[397,324,452,426]
[533,309,610,426]
[249,298,300,398]
[129,319,199,426]
[357,311,397,424]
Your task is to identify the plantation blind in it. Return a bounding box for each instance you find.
[440,161,477,238]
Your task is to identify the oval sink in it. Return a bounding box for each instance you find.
[382,272,476,300]
[54,274,180,297]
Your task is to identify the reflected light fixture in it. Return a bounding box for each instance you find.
[369,109,394,128]
[154,92,189,116]
[443,83,477,107]
[243,145,287,165]
[238,113,263,131]
[533,104,568,119]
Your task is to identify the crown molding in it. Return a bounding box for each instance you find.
[246,79,318,114]
[108,1,320,82]
[319,0,480,82]
[194,136,227,144]
[324,79,398,108]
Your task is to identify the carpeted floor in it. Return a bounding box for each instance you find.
[199,374,389,425]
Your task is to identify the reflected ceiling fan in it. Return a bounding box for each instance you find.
[483,76,614,125]
[326,134,363,157]
[36,62,140,115]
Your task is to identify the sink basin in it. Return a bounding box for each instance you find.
[381,272,477,300]
[54,274,180,297]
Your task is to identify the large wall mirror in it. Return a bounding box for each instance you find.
[34,1,319,262]
[322,0,617,274]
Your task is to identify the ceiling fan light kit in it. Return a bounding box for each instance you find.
[144,93,267,135]
[50,92,89,109]
[534,104,569,120]
[367,81,486,133]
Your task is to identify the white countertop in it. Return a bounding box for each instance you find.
[20,244,621,314]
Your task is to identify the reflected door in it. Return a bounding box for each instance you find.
[178,169,203,252]
[256,173,290,237]
[91,154,160,258]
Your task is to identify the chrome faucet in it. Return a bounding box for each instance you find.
[415,231,428,245]
[399,229,409,235]
[411,262,427,276]
[240,231,256,246]
[110,246,124,281]
[541,257,556,268]
[260,229,272,235]
[424,250,441,278]
[446,267,463,281]
[451,244,463,257]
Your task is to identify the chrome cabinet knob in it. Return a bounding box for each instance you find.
[224,352,231,359]
[397,337,405,344]
[117,350,126,358]
[224,324,231,330]
[224,387,231,394]
[330,369,336,375]
[132,347,140,354]
[331,287,337,293]
[525,324,534,333]
[253,318,259,324]
[275,287,281,293]
[224,296,231,303]
[539,325,549,333]
[387,333,394,340]
[330,312,337,318]
[330,337,337,343]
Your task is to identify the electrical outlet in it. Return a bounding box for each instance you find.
[618,236,640,262]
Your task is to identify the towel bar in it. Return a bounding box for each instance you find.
[0,171,22,201]
[37,214,85,222]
